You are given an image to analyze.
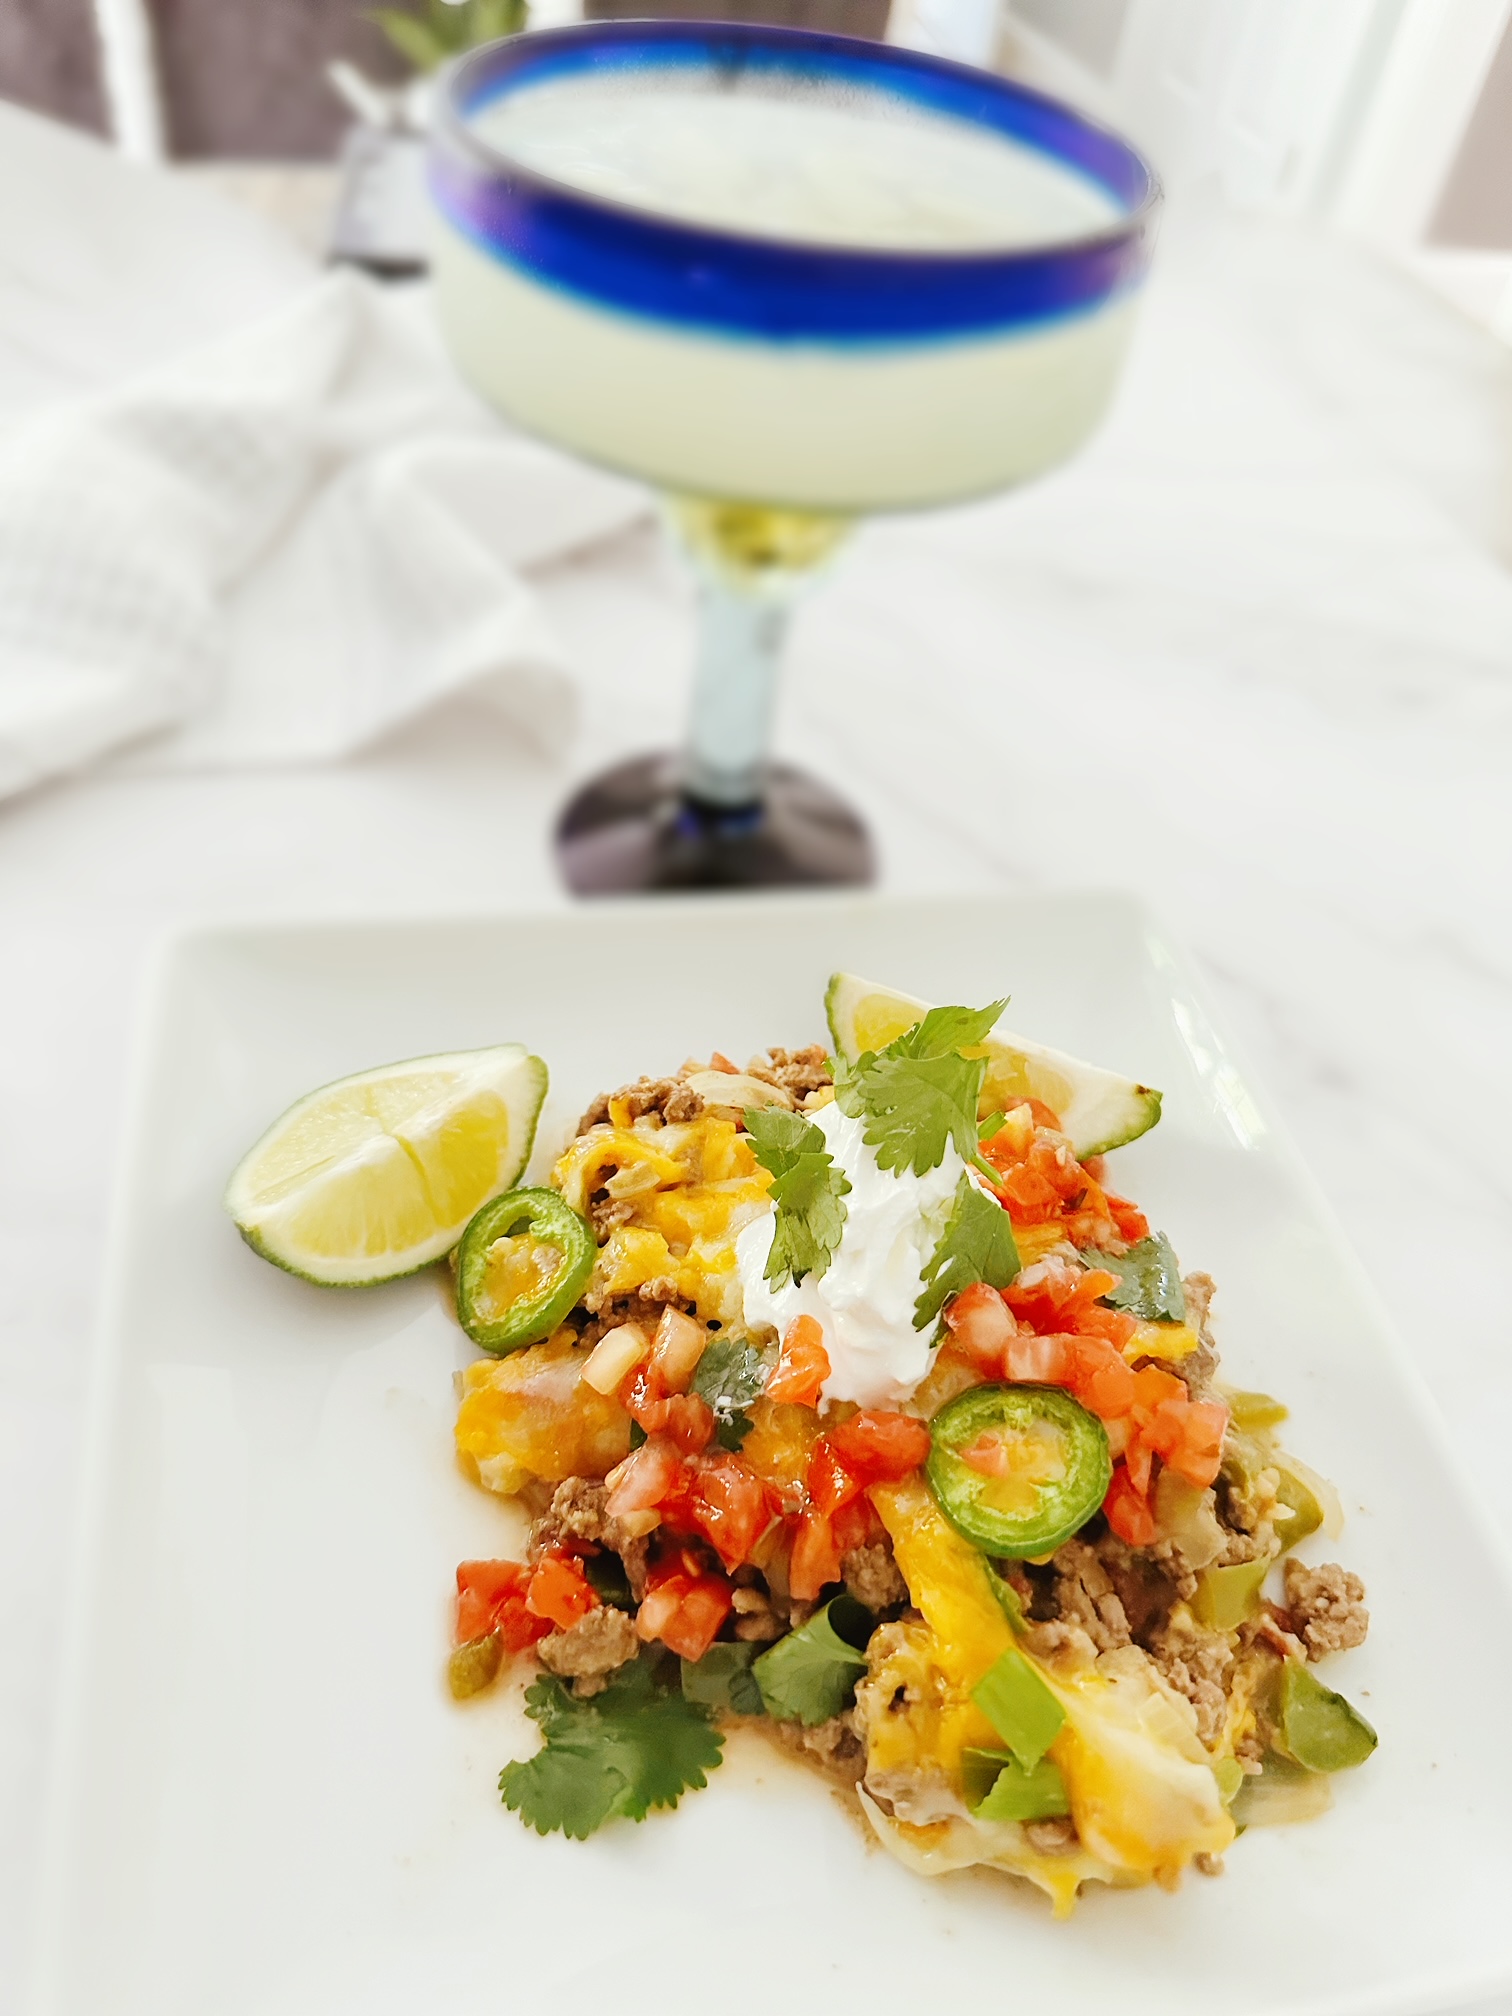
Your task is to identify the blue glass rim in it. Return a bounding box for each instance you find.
[431,22,1162,345]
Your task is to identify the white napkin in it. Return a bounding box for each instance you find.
[0,98,312,425]
[0,269,648,796]
[0,106,649,800]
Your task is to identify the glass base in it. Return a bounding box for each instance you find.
[556,753,875,895]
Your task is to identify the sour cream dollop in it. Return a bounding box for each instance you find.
[735,1100,963,1407]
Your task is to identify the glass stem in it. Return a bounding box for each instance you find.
[682,572,791,809]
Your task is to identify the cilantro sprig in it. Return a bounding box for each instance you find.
[752,1596,872,1725]
[833,999,1008,1180]
[1087,1233,1186,1322]
[914,1172,1021,1331]
[744,1106,850,1290]
[499,1652,724,1839]
[690,1332,772,1451]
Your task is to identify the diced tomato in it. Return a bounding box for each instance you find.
[454,1559,551,1652]
[1072,1339,1138,1418]
[1003,1330,1074,1384]
[1130,1363,1189,1419]
[1104,1465,1157,1546]
[1161,1399,1228,1490]
[687,1450,780,1571]
[943,1279,1016,1374]
[995,1162,1062,1220]
[824,1409,932,1486]
[604,1433,682,1518]
[636,1558,733,1661]
[526,1552,600,1631]
[959,1431,1009,1478]
[788,1510,844,1602]
[834,1495,881,1554]
[806,1437,862,1518]
[1125,1434,1155,1497]
[663,1391,716,1456]
[620,1359,671,1435]
[1106,1193,1150,1244]
[765,1314,830,1408]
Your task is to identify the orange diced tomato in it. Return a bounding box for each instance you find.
[636,1557,733,1661]
[687,1450,781,1572]
[604,1433,682,1517]
[1161,1399,1228,1489]
[663,1391,716,1456]
[943,1279,1016,1374]
[806,1438,861,1518]
[824,1409,932,1486]
[765,1314,830,1408]
[1104,1465,1157,1546]
[789,1510,844,1602]
[959,1431,1010,1478]
[526,1552,600,1631]
[454,1559,551,1653]
[1106,1192,1150,1244]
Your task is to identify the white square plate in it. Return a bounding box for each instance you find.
[31,893,1512,2016]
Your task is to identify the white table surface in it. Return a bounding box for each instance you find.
[2,182,1510,2008]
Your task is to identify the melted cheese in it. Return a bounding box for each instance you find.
[553,1115,772,1327]
[865,1477,1234,1906]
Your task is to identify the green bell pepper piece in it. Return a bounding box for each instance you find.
[1276,1659,1377,1771]
[1226,1389,1289,1433]
[971,1647,1066,1768]
[972,1752,1071,1825]
[447,1630,503,1700]
[454,1187,596,1353]
[1273,1465,1325,1547]
[926,1383,1111,1560]
[1192,1556,1271,1631]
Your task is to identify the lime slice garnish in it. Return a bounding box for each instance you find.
[225,1045,548,1286]
[824,972,1160,1158]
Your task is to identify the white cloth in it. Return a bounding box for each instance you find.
[0,99,312,424]
[0,106,648,799]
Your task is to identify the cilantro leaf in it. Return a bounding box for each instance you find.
[743,1106,850,1289]
[682,1642,766,1717]
[914,1173,1021,1330]
[690,1332,772,1451]
[1087,1233,1185,1323]
[833,999,1008,1179]
[499,1652,724,1839]
[752,1596,872,1725]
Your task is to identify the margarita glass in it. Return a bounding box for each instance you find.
[430,24,1159,892]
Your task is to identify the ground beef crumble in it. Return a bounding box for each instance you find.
[1281,1558,1370,1659]
[770,1707,867,1785]
[842,1541,908,1612]
[1037,1539,1133,1654]
[576,1072,705,1135]
[747,1045,833,1097]
[530,1478,650,1598]
[1147,1616,1232,1749]
[536,1607,640,1695]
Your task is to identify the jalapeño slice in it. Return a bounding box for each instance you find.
[926,1384,1111,1559]
[455,1188,596,1354]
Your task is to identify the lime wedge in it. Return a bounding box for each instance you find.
[824,972,1160,1159]
[225,1045,548,1286]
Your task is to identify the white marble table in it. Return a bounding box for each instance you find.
[2,190,1510,2008]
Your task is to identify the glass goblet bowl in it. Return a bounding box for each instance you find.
[429,23,1160,893]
